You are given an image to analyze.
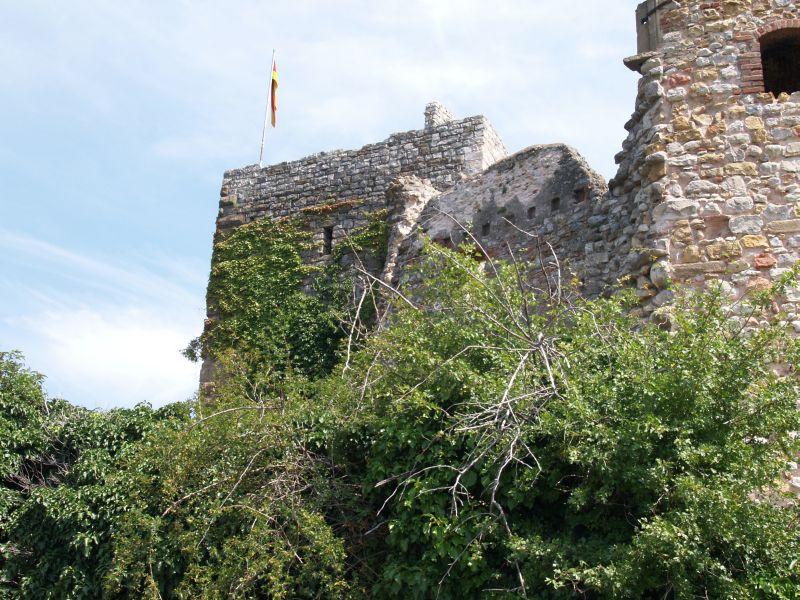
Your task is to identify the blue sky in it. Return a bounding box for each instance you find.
[1,1,639,409]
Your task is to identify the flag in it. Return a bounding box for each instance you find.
[258,52,278,166]
[270,60,278,127]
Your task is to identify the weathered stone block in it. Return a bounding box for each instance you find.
[705,240,742,260]
[744,116,764,130]
[724,162,758,176]
[782,160,800,173]
[746,277,772,292]
[740,235,769,248]
[729,215,764,234]
[654,199,699,220]
[754,253,778,269]
[681,245,703,263]
[763,204,793,221]
[653,289,675,306]
[673,116,692,131]
[725,197,754,212]
[673,261,728,277]
[650,260,671,289]
[765,220,800,234]
[685,180,720,196]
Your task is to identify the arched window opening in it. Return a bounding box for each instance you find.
[481,222,491,236]
[527,206,536,220]
[551,197,561,213]
[760,28,800,96]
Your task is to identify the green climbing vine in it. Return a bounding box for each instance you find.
[187,212,389,381]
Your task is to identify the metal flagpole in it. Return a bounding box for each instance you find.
[258,49,276,168]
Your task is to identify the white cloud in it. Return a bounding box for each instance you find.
[0,230,199,309]
[0,231,204,409]
[13,307,199,409]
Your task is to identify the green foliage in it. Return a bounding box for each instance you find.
[330,210,389,265]
[0,351,187,599]
[193,214,389,381]
[197,218,344,379]
[2,240,798,599]
[345,245,800,598]
[100,368,354,599]
[0,351,53,489]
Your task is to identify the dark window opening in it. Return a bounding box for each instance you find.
[433,236,455,250]
[527,206,536,220]
[323,226,333,255]
[481,222,491,236]
[761,29,800,96]
[551,197,561,213]
[575,186,589,203]
[506,214,516,226]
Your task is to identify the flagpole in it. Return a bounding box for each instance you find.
[258,49,276,168]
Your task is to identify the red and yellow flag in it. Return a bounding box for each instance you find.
[270,60,278,127]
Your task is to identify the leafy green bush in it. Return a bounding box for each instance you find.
[2,240,798,599]
[195,218,345,379]
[325,245,800,598]
[194,215,384,381]
[0,352,187,599]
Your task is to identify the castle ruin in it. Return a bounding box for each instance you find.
[204,0,800,385]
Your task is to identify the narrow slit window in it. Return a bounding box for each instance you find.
[481,222,491,236]
[761,29,800,96]
[551,197,561,213]
[323,226,333,255]
[527,206,536,220]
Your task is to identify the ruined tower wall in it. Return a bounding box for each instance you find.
[201,105,507,387]
[389,144,612,296]
[205,0,800,345]
[612,0,800,324]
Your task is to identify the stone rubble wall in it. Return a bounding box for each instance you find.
[613,0,800,326]
[204,4,800,338]
[202,2,800,489]
[201,105,507,387]
[214,104,507,266]
[389,145,611,296]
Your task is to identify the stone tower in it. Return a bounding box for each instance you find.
[614,0,800,323]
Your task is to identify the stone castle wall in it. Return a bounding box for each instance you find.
[214,102,507,264]
[205,0,800,352]
[614,0,800,326]
[202,0,800,491]
[388,144,612,296]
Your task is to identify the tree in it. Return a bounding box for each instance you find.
[0,351,187,599]
[2,239,797,599]
[327,243,800,598]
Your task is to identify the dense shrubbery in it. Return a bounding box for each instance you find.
[0,351,188,598]
[2,221,799,598]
